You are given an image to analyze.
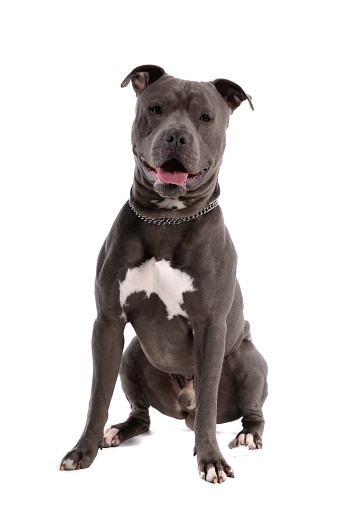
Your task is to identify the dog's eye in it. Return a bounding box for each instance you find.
[200,114,210,122]
[150,106,162,114]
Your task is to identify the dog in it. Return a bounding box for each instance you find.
[60,65,268,483]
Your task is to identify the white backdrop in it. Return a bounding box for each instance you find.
[1,1,338,507]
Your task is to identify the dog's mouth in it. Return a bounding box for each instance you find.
[140,157,209,192]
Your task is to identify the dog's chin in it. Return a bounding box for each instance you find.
[153,182,187,198]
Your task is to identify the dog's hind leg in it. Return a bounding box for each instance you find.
[103,336,187,447]
[228,337,268,449]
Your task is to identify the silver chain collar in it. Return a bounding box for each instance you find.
[128,199,219,225]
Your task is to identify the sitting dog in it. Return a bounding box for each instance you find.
[60,65,268,483]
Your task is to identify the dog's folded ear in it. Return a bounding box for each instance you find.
[121,65,166,94]
[212,79,254,112]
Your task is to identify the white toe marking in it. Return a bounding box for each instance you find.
[151,198,186,210]
[104,427,120,446]
[206,466,217,483]
[218,470,227,482]
[245,433,255,448]
[119,257,195,320]
[62,459,76,470]
[238,433,246,446]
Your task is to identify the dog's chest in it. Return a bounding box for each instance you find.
[119,257,195,320]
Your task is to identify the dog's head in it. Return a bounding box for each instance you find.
[122,65,253,203]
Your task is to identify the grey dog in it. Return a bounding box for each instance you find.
[60,65,268,483]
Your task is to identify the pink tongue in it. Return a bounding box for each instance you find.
[158,167,188,186]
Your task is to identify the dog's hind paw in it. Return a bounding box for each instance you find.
[234,432,262,450]
[103,427,121,447]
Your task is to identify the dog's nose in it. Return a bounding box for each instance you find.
[164,128,189,147]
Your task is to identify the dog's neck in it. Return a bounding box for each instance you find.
[130,166,221,219]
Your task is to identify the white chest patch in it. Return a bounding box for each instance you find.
[119,257,195,320]
[151,198,186,210]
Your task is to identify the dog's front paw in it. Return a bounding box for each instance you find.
[194,447,234,483]
[60,436,101,470]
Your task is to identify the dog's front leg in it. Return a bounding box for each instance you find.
[60,316,124,470]
[193,320,234,483]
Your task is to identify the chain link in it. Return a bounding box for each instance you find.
[128,199,219,225]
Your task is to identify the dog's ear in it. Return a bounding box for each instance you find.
[121,65,166,94]
[212,79,254,112]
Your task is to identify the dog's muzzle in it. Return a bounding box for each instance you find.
[140,157,209,198]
